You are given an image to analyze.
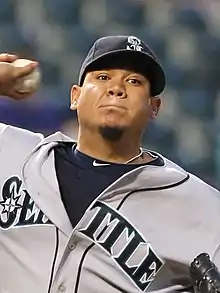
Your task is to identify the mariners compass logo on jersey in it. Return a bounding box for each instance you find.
[79,201,164,291]
[0,176,51,229]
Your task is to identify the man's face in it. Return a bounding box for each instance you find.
[71,68,159,139]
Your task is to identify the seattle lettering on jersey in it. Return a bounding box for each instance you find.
[0,176,51,229]
[79,201,164,291]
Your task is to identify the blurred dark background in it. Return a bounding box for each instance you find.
[1,0,220,188]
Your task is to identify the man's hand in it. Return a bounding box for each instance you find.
[0,53,39,100]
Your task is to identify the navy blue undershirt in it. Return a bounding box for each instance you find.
[54,142,164,228]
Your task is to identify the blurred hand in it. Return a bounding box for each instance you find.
[0,53,39,100]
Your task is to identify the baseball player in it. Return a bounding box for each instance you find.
[0,35,220,293]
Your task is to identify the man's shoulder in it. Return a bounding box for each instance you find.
[0,123,44,156]
[160,152,220,196]
[0,125,74,155]
[40,130,74,145]
[147,150,220,194]
[0,122,44,144]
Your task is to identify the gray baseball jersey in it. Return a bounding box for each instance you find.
[0,122,220,293]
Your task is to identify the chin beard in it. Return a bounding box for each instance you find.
[99,126,124,142]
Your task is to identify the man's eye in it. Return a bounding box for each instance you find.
[128,78,141,85]
[97,74,109,80]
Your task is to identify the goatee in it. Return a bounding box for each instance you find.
[99,126,124,142]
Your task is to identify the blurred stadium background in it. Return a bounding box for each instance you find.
[0,0,220,188]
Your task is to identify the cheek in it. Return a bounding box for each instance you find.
[83,82,107,95]
[77,84,104,121]
[131,97,149,116]
[77,84,97,108]
[130,99,150,125]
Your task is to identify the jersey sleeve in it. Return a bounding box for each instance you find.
[0,122,44,163]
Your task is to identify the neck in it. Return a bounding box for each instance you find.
[76,128,142,163]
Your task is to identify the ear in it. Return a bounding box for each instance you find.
[149,97,161,119]
[70,85,81,110]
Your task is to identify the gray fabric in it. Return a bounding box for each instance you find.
[0,123,219,293]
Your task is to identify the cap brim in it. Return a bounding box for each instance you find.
[79,49,165,96]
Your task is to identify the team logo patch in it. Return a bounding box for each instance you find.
[127,36,143,52]
[0,176,51,229]
[79,201,164,291]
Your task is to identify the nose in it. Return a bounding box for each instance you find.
[107,84,127,98]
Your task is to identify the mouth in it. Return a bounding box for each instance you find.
[99,105,127,110]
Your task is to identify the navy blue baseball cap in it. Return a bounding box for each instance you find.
[78,35,165,97]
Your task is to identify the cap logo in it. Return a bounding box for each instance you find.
[126,36,143,52]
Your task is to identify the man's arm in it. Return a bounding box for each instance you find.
[0,53,43,155]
